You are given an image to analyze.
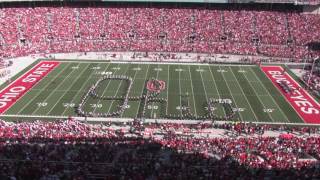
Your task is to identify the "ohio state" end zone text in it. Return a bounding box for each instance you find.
[0,61,60,113]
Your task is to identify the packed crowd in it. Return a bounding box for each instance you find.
[0,5,319,60]
[0,119,118,139]
[0,119,319,179]
[156,135,320,170]
[141,121,320,136]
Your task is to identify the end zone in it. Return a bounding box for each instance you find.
[0,61,60,114]
[261,66,320,124]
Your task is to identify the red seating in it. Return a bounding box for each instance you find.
[0,119,319,179]
[0,6,319,61]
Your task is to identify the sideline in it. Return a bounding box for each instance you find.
[1,114,320,126]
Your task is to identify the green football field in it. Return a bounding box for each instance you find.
[1,60,306,123]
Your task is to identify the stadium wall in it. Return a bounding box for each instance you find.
[303,4,320,14]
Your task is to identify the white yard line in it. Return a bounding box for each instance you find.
[31,89,87,93]
[218,66,244,121]
[166,65,170,115]
[29,75,264,83]
[46,64,90,115]
[31,63,80,115]
[150,64,160,118]
[134,64,150,118]
[262,66,318,123]
[239,66,275,122]
[228,67,259,121]
[120,63,142,118]
[283,69,320,106]
[0,61,44,94]
[188,66,198,116]
[93,64,121,113]
[207,65,226,116]
[178,65,183,116]
[2,61,60,114]
[105,65,131,115]
[61,63,105,116]
[16,64,70,115]
[119,64,139,117]
[249,68,290,123]
[198,66,209,105]
[59,60,256,67]
[28,89,272,97]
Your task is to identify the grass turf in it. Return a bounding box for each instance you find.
[2,60,304,123]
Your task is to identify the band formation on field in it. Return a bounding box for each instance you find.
[1,60,319,124]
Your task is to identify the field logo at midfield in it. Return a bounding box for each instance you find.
[146,79,166,93]
[0,61,60,113]
[261,66,320,124]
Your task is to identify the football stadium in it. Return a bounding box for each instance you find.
[0,0,320,179]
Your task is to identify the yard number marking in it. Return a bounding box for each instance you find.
[90,104,102,108]
[263,108,275,113]
[132,67,141,71]
[63,103,75,108]
[91,66,101,70]
[148,105,158,110]
[37,102,47,107]
[71,66,79,69]
[232,108,245,112]
[217,69,227,73]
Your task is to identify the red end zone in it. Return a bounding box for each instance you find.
[0,61,60,114]
[261,66,320,124]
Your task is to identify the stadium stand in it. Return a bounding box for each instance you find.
[0,4,319,61]
[0,120,320,179]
